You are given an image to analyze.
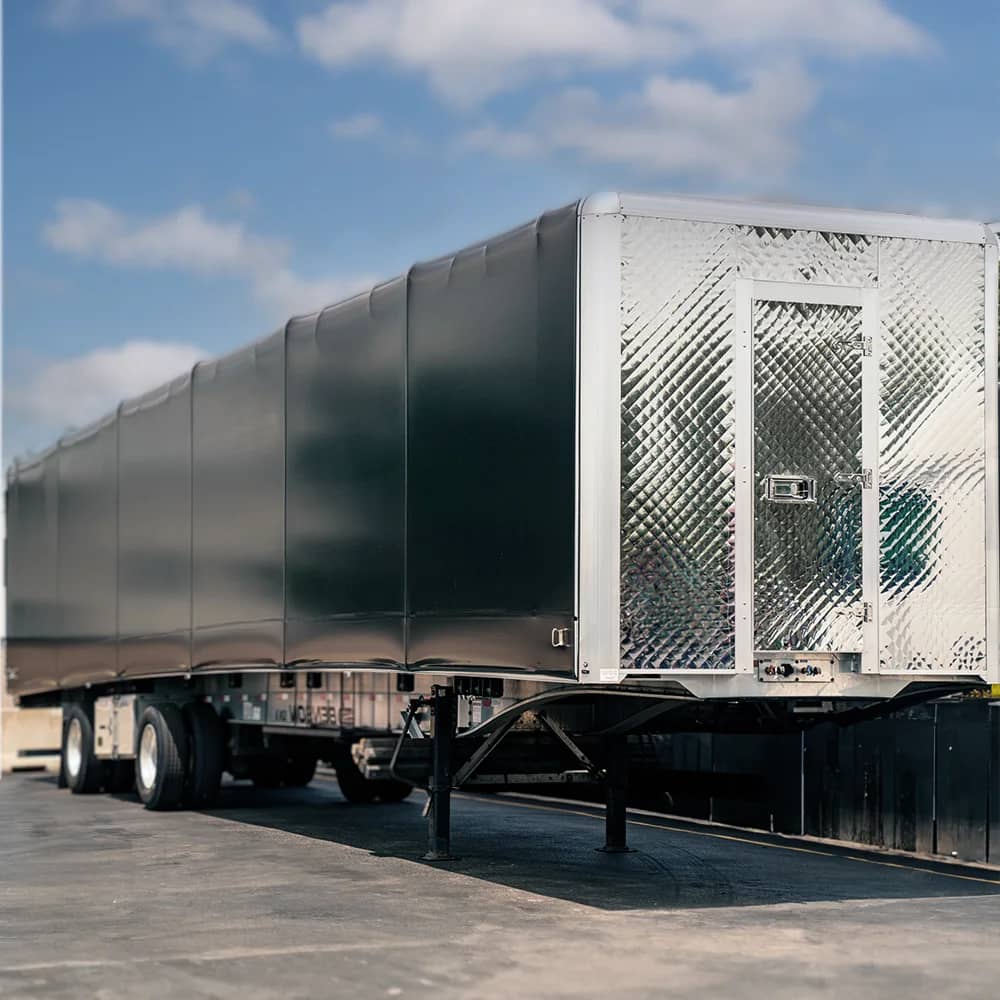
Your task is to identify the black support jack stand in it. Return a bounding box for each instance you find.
[597,734,634,854]
[423,685,458,862]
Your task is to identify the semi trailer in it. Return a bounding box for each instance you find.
[5,193,999,856]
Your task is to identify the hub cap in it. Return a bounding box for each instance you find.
[139,722,159,790]
[65,717,83,779]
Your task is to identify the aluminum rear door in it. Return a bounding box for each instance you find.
[749,284,876,658]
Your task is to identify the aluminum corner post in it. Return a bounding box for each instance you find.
[576,200,623,685]
[985,227,999,685]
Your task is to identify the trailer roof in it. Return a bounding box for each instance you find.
[582,192,989,245]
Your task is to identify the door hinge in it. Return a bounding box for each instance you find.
[551,627,573,649]
[843,335,872,357]
[834,469,873,489]
[863,602,874,623]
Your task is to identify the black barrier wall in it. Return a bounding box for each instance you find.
[653,699,999,863]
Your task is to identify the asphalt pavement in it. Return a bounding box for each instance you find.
[2,770,1000,999]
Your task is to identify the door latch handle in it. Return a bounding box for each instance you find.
[551,627,572,649]
[763,475,816,503]
[833,470,872,489]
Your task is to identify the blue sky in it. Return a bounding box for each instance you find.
[3,0,999,461]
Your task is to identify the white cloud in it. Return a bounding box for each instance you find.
[14,201,374,453]
[298,0,928,182]
[298,0,682,105]
[43,199,374,319]
[254,270,374,320]
[47,0,280,62]
[637,0,929,55]
[330,112,383,139]
[463,64,817,182]
[8,341,208,433]
[44,200,282,274]
[297,0,928,104]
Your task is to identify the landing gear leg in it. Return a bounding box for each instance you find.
[598,734,634,854]
[423,685,457,862]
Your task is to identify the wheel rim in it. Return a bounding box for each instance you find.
[139,722,159,790]
[65,718,83,779]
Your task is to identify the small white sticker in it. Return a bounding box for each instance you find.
[599,669,618,683]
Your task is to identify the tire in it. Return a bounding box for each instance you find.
[249,757,284,789]
[281,755,317,788]
[135,704,188,810]
[56,722,69,789]
[333,752,376,804]
[375,779,413,803]
[105,759,135,794]
[184,701,226,807]
[63,705,103,794]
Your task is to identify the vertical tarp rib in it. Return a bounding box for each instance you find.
[282,319,290,673]
[189,364,196,673]
[114,403,122,676]
[403,267,414,669]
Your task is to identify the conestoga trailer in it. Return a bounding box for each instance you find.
[6,194,1000,856]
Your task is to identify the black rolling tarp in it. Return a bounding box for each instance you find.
[5,202,579,694]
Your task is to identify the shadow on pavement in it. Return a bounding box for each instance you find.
[188,776,1000,912]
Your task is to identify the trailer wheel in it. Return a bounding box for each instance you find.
[135,705,188,810]
[376,780,413,803]
[184,702,226,807]
[281,755,317,788]
[332,752,376,804]
[63,705,103,794]
[56,718,69,789]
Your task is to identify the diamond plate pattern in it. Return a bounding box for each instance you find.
[619,217,987,676]
[878,238,986,671]
[753,301,863,651]
[620,219,737,670]
[737,228,878,286]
